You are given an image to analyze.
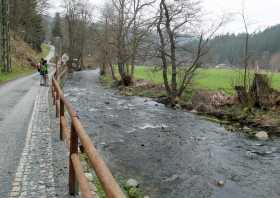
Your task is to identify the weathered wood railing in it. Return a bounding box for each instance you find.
[52,64,125,198]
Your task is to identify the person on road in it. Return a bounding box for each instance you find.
[39,58,45,86]
[42,60,49,87]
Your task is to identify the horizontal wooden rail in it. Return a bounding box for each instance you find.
[51,63,125,198]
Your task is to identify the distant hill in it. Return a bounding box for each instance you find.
[208,24,280,69]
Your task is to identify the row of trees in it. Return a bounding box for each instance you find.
[57,0,223,104]
[95,0,222,104]
[53,0,280,107]
[51,0,94,69]
[1,0,48,73]
[10,0,47,51]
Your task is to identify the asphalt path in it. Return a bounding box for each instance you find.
[0,46,54,196]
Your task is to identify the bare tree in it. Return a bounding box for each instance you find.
[156,0,222,105]
[241,4,250,90]
[111,0,155,85]
[95,2,117,78]
[37,0,50,15]
[63,0,93,70]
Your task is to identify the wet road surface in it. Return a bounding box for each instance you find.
[0,46,54,196]
[64,70,280,198]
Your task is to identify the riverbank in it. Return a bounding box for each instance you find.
[100,69,280,137]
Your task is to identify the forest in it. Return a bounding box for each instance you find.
[209,25,280,69]
[0,0,47,73]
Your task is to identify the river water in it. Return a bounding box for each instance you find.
[64,70,280,198]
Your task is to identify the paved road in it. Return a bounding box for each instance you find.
[0,46,54,196]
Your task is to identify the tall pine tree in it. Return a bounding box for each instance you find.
[52,13,62,38]
[9,0,45,51]
[0,0,11,72]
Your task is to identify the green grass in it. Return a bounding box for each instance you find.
[133,66,280,94]
[134,66,164,85]
[193,68,242,94]
[0,66,35,84]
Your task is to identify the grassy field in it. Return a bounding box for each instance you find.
[0,44,50,84]
[133,66,280,94]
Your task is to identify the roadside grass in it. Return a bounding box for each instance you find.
[0,66,35,83]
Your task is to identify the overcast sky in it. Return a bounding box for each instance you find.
[49,0,280,34]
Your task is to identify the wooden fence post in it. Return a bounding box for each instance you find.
[55,95,60,118]
[52,80,56,106]
[60,99,64,140]
[69,122,78,195]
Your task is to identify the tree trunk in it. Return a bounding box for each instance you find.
[109,63,117,80]
[162,0,177,103]
[235,86,249,105]
[250,73,272,107]
[100,63,106,75]
[243,33,249,90]
[157,1,171,97]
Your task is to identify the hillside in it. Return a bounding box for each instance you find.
[208,24,280,69]
[0,35,49,83]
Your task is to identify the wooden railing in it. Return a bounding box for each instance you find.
[52,64,125,198]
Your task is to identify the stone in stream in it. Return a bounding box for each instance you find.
[217,180,225,187]
[190,109,198,114]
[243,126,251,131]
[175,104,181,110]
[126,178,139,188]
[255,131,269,140]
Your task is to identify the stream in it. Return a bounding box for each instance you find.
[64,70,280,198]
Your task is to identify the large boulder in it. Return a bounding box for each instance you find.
[255,131,269,140]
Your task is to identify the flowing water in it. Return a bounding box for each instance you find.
[64,70,280,198]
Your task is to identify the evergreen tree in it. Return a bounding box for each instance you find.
[9,0,45,51]
[52,13,62,38]
[0,0,11,72]
[209,25,280,67]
